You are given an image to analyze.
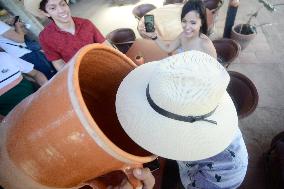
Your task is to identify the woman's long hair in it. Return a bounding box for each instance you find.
[181,0,208,35]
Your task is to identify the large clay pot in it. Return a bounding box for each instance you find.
[213,38,241,68]
[227,71,259,119]
[0,44,156,188]
[231,24,257,50]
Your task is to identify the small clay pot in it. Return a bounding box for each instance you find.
[231,24,257,50]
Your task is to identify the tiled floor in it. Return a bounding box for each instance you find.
[71,0,284,188]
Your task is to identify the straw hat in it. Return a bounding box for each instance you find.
[24,0,70,18]
[115,50,238,161]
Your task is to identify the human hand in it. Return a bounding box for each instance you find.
[137,20,157,40]
[14,20,25,28]
[108,168,155,189]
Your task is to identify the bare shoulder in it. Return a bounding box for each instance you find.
[199,34,217,59]
[199,34,214,48]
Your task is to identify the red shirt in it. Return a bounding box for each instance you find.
[39,17,105,63]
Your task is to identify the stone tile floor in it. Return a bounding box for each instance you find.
[70,0,284,188]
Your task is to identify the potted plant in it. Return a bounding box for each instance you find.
[231,0,282,50]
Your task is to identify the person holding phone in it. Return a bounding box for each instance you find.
[0,18,57,80]
[24,0,111,72]
[140,0,217,59]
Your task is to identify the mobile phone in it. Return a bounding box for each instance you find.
[143,158,160,172]
[144,14,155,33]
[13,16,20,25]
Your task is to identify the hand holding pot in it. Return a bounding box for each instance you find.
[86,168,155,189]
[106,168,155,189]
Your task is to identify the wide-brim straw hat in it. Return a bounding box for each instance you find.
[24,0,70,18]
[116,51,239,161]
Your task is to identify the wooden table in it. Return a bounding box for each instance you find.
[137,3,213,41]
[125,39,169,65]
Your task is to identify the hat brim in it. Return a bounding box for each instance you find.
[24,0,70,18]
[116,61,239,161]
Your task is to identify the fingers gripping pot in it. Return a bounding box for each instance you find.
[0,44,156,188]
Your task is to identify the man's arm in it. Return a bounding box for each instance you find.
[2,21,25,43]
[138,23,180,53]
[26,69,48,86]
[51,59,65,71]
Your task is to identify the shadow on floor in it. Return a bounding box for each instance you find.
[110,0,140,7]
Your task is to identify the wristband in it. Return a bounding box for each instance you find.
[151,36,158,40]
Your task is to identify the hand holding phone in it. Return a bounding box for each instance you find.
[13,16,20,26]
[144,15,155,33]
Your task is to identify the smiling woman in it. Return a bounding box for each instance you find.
[139,0,216,58]
[23,0,111,72]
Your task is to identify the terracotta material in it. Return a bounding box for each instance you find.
[126,39,168,64]
[0,44,156,188]
[203,0,223,34]
[213,38,241,68]
[132,4,157,20]
[231,24,257,50]
[106,28,136,54]
[227,71,259,119]
[203,0,223,11]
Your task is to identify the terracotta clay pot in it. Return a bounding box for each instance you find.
[227,71,259,119]
[213,38,241,68]
[0,44,156,188]
[203,0,223,34]
[231,24,257,50]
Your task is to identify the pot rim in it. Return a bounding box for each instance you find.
[69,44,157,164]
[212,38,241,63]
[232,23,257,36]
[228,71,259,118]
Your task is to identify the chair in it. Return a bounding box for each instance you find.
[132,4,157,20]
[106,28,136,54]
[163,0,185,5]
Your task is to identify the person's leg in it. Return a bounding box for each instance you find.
[20,51,57,80]
[0,79,36,116]
[24,35,41,51]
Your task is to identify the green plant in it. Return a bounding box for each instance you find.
[239,0,283,35]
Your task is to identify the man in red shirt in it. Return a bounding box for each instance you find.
[24,0,111,71]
